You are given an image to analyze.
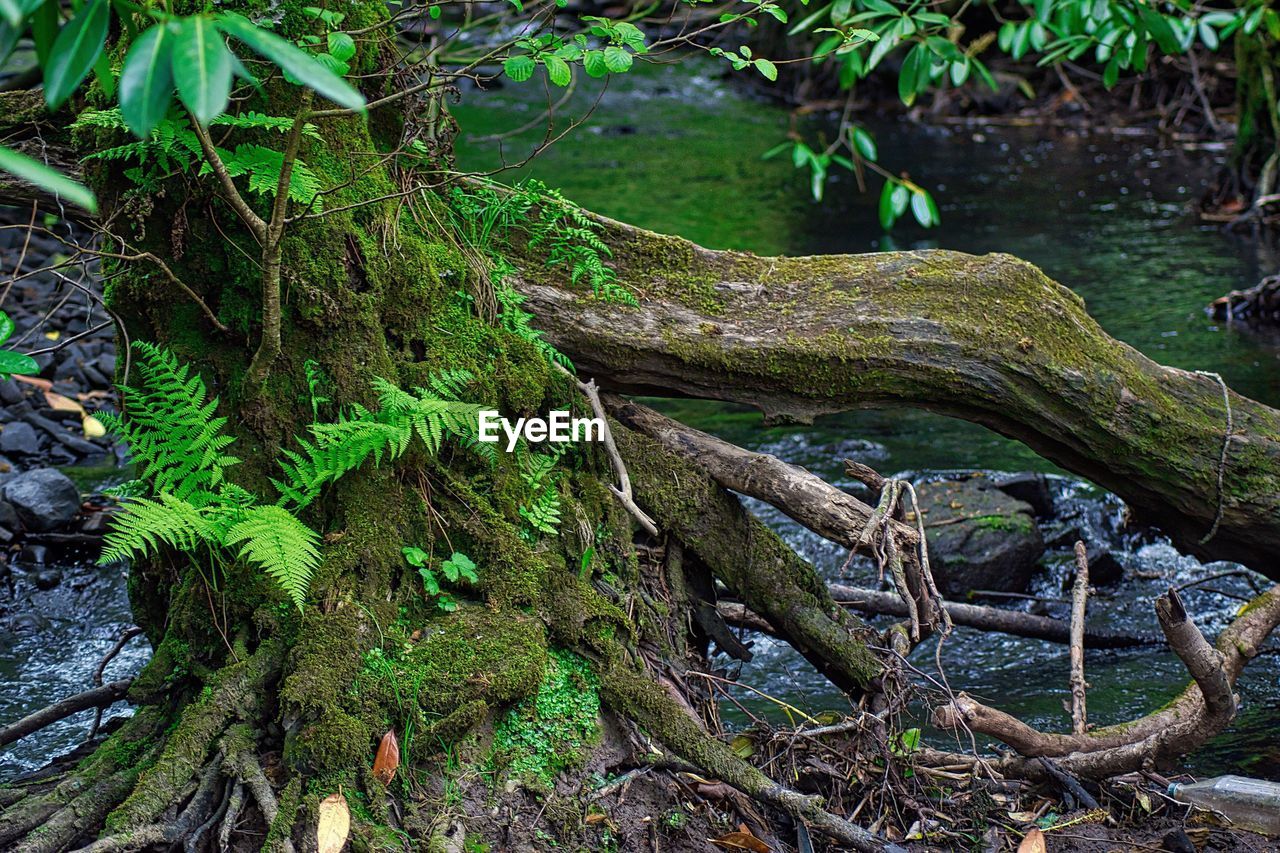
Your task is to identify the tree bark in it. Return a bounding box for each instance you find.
[516,217,1280,576]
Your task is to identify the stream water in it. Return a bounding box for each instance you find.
[454,61,1280,777]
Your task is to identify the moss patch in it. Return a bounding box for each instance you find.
[489,648,601,787]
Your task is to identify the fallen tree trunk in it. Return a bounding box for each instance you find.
[516,219,1280,576]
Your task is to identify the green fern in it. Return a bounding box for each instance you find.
[100,342,240,503]
[100,493,217,566]
[275,380,490,509]
[72,108,324,207]
[224,506,321,611]
[101,348,494,611]
[198,144,323,206]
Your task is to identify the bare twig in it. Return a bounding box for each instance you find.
[558,367,658,536]
[1069,541,1090,735]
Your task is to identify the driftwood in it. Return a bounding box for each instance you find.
[720,588,1161,649]
[928,585,1278,779]
[0,680,131,748]
[518,218,1280,577]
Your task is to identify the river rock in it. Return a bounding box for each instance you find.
[993,472,1054,517]
[911,478,1045,595]
[0,421,40,456]
[34,567,61,589]
[2,467,81,531]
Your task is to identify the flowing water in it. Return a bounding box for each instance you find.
[454,62,1280,777]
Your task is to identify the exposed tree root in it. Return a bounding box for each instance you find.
[599,659,906,852]
[71,756,225,853]
[613,415,883,693]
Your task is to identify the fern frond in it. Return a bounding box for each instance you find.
[199,144,323,207]
[519,483,562,535]
[104,342,240,504]
[99,494,217,565]
[224,505,321,611]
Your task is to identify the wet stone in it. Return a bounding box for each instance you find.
[911,478,1045,596]
[0,422,40,456]
[2,467,81,531]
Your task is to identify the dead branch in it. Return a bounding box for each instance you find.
[612,415,883,693]
[0,680,131,748]
[1069,542,1090,735]
[558,368,658,536]
[931,586,1256,779]
[606,395,946,655]
[723,589,1162,649]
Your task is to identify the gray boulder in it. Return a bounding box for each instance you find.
[2,467,81,531]
[0,421,40,456]
[911,477,1045,596]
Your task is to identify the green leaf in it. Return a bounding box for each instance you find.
[544,54,571,86]
[878,179,897,230]
[583,49,609,77]
[0,0,41,30]
[503,54,535,82]
[217,13,366,113]
[1139,7,1179,53]
[30,0,55,65]
[0,144,97,212]
[43,0,109,109]
[0,20,20,69]
[910,188,938,226]
[0,348,39,378]
[419,566,440,595]
[754,57,778,81]
[0,311,11,345]
[402,545,428,566]
[898,43,923,105]
[852,126,876,160]
[891,183,910,216]
[119,24,175,137]
[603,45,633,73]
[172,17,233,124]
[327,31,355,62]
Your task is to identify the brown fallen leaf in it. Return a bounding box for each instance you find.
[44,391,84,414]
[1017,827,1047,853]
[316,791,350,853]
[709,826,771,853]
[584,812,607,825]
[372,730,400,785]
[13,375,52,391]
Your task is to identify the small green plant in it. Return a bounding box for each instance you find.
[102,345,491,611]
[0,311,38,380]
[403,547,479,612]
[302,359,330,419]
[517,444,569,538]
[72,108,325,204]
[446,179,637,308]
[490,648,601,786]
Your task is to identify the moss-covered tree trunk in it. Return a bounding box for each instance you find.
[0,3,895,851]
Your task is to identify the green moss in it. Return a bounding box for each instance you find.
[972,513,1034,533]
[489,648,601,787]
